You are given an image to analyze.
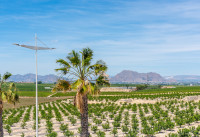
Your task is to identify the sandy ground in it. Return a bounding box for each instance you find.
[88,95,200,105]
[2,95,200,137]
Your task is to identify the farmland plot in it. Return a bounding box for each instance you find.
[2,96,200,137]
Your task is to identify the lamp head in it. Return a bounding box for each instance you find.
[13,43,20,46]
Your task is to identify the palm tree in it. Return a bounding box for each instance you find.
[2,83,19,107]
[55,48,109,137]
[0,72,19,137]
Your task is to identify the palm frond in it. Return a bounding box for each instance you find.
[1,92,7,102]
[82,48,93,67]
[96,75,110,87]
[56,59,71,68]
[71,79,82,90]
[2,72,12,81]
[9,83,17,91]
[55,67,69,75]
[67,50,81,67]
[87,82,100,96]
[88,60,108,75]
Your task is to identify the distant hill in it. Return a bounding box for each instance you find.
[110,70,166,83]
[8,72,200,84]
[8,73,60,83]
[166,75,200,82]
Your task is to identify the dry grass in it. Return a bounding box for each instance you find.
[3,96,73,109]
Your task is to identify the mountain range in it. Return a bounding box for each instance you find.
[110,70,166,83]
[8,73,59,83]
[165,75,200,82]
[7,71,200,83]
[110,70,200,83]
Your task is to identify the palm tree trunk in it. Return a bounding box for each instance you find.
[80,94,90,137]
[0,100,3,137]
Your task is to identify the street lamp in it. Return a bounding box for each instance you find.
[13,34,55,137]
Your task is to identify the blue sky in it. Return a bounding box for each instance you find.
[1,0,200,76]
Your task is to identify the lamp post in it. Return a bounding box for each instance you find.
[146,73,148,84]
[13,34,55,137]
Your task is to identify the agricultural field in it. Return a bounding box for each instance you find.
[13,83,200,97]
[14,83,54,92]
[4,68,199,136]
[2,85,200,137]
[52,86,200,97]
[14,83,54,97]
